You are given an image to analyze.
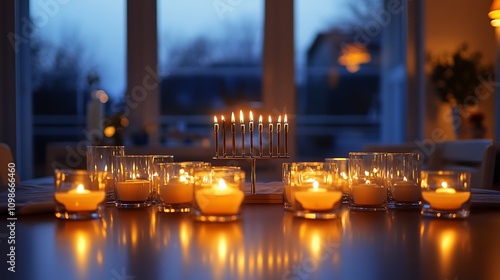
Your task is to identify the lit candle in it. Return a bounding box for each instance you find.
[249,111,254,156]
[115,180,151,201]
[258,115,263,156]
[158,174,194,204]
[231,112,236,156]
[221,115,226,157]
[214,116,219,157]
[294,180,342,211]
[277,115,282,156]
[284,114,288,156]
[240,110,245,156]
[391,177,420,202]
[422,182,470,210]
[352,180,386,205]
[195,178,245,215]
[55,184,105,212]
[268,115,273,156]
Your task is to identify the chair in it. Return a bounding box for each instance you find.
[0,143,14,185]
[426,139,496,189]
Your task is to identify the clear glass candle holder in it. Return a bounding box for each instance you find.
[325,158,350,203]
[151,155,174,202]
[193,167,246,222]
[54,169,106,220]
[282,162,297,211]
[421,170,471,218]
[387,153,421,209]
[348,152,387,211]
[86,145,124,204]
[156,162,196,213]
[114,155,154,208]
[288,162,343,219]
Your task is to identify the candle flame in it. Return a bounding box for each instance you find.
[441,181,448,188]
[218,178,227,191]
[284,114,288,123]
[221,115,225,121]
[76,184,86,193]
[240,110,244,123]
[231,112,235,123]
[249,111,254,122]
[278,115,281,122]
[259,115,263,123]
[312,180,319,189]
[214,116,218,123]
[366,180,371,184]
[268,115,272,123]
[403,176,407,181]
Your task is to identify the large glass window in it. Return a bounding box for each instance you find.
[30,0,125,176]
[295,0,387,160]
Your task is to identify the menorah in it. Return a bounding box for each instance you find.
[213,110,289,202]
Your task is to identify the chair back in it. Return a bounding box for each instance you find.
[426,139,495,189]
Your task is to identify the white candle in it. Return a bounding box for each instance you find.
[55,184,105,212]
[422,186,470,210]
[159,178,194,204]
[115,180,151,201]
[195,179,245,215]
[294,181,342,211]
[391,178,420,202]
[352,180,386,205]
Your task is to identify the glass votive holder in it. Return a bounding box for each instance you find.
[282,162,297,211]
[387,153,421,209]
[289,162,343,219]
[420,170,471,218]
[193,167,245,222]
[114,155,154,208]
[151,155,174,202]
[86,145,125,203]
[54,169,106,220]
[325,158,350,203]
[156,162,196,213]
[348,152,387,211]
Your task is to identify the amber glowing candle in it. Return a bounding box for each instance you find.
[268,115,273,156]
[284,114,288,156]
[231,112,236,156]
[249,111,254,156]
[214,116,219,157]
[221,115,226,156]
[258,115,263,156]
[277,115,282,156]
[240,110,245,156]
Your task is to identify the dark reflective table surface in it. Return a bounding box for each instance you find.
[2,204,500,280]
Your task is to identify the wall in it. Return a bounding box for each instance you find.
[425,0,496,140]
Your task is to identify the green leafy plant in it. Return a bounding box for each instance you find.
[428,43,493,106]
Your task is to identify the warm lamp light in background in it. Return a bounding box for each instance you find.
[338,43,371,73]
[489,0,500,27]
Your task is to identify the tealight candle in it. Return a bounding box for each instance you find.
[55,184,105,212]
[391,178,420,202]
[422,186,470,210]
[195,178,245,215]
[159,178,194,204]
[294,181,342,211]
[115,180,151,201]
[352,180,386,205]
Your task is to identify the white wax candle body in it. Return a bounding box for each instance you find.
[159,181,194,204]
[422,191,470,210]
[352,184,386,205]
[55,191,105,212]
[391,181,420,202]
[116,180,151,201]
[294,189,342,211]
[195,188,245,215]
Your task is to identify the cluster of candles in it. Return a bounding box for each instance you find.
[213,110,288,157]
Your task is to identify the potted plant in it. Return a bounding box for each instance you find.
[428,43,493,137]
